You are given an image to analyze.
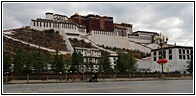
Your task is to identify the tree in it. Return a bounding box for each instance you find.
[3,52,11,71]
[70,50,83,72]
[51,49,65,73]
[102,56,113,73]
[116,50,137,73]
[29,51,47,73]
[64,55,72,71]
[116,51,128,73]
[98,57,104,73]
[71,50,79,71]
[13,44,26,73]
[127,52,137,73]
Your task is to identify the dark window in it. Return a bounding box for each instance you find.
[187,50,189,54]
[154,52,156,56]
[169,49,172,54]
[40,22,42,27]
[154,57,156,61]
[183,55,186,59]
[187,55,190,59]
[46,23,48,27]
[49,23,51,27]
[159,56,162,59]
[169,55,172,60]
[183,49,185,54]
[163,50,166,58]
[179,55,182,59]
[37,21,39,26]
[158,51,161,56]
[33,21,36,26]
[179,49,181,54]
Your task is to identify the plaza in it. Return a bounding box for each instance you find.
[3,80,193,94]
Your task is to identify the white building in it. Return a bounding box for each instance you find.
[128,31,158,44]
[108,53,118,69]
[136,57,151,72]
[75,47,118,73]
[30,12,175,73]
[150,46,193,73]
[75,47,101,63]
[30,12,159,54]
[75,47,101,73]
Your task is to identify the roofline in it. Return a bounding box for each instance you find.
[54,14,68,18]
[45,12,53,15]
[133,31,159,34]
[151,46,193,52]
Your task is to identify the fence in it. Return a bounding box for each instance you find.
[3,73,193,84]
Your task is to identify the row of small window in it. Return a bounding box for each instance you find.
[93,30,128,37]
[179,49,192,54]
[179,55,192,60]
[78,28,86,32]
[153,55,172,61]
[94,31,117,36]
[128,36,152,40]
[154,55,192,61]
[80,65,99,68]
[77,50,100,53]
[154,50,172,56]
[33,21,77,29]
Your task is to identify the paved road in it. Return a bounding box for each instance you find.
[3,80,193,94]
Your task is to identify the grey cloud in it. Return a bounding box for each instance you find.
[2,2,193,46]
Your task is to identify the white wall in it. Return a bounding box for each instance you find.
[109,56,118,69]
[150,48,192,73]
[146,43,159,49]
[31,21,79,34]
[46,14,53,20]
[137,57,151,72]
[31,20,155,54]
[88,30,130,49]
[129,41,151,53]
[88,30,152,53]
[128,36,152,44]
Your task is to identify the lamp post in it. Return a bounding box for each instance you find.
[154,32,168,79]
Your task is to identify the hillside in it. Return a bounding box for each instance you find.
[3,28,70,62]
[69,38,95,48]
[8,28,67,51]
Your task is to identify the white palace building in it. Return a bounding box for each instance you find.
[150,46,193,73]
[28,12,193,73]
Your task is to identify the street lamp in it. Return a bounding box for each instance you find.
[154,32,168,79]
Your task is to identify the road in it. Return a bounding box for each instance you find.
[3,80,193,94]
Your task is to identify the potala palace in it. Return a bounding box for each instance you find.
[4,12,193,73]
[31,12,159,53]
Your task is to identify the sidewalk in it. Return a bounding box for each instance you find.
[5,77,193,84]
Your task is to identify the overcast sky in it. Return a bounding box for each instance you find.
[2,2,194,47]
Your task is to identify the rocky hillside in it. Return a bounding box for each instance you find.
[9,28,67,51]
[3,28,70,62]
[69,38,95,48]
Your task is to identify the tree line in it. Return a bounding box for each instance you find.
[3,45,138,74]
